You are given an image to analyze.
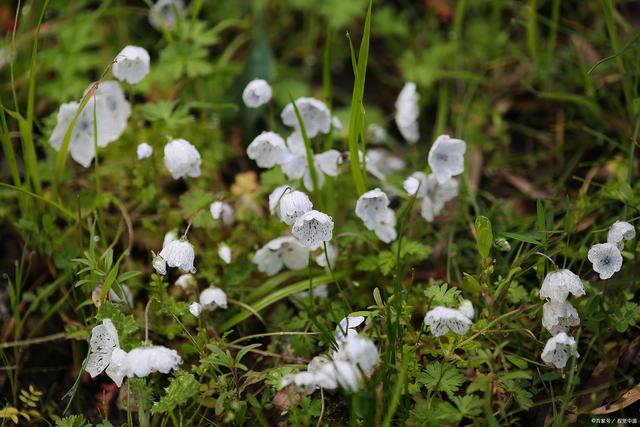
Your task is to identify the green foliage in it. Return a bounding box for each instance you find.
[418,363,466,397]
[612,301,640,332]
[358,240,431,275]
[55,415,90,427]
[151,372,200,414]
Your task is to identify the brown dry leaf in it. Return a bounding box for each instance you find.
[591,384,640,415]
[231,171,258,197]
[468,148,483,192]
[500,171,548,199]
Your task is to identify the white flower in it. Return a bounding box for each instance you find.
[587,243,623,280]
[314,150,342,178]
[394,82,420,143]
[335,316,365,342]
[458,300,474,320]
[281,97,331,138]
[541,332,579,369]
[268,186,290,214]
[403,172,459,222]
[109,285,133,307]
[423,306,472,336]
[242,79,272,108]
[105,347,129,387]
[428,135,466,184]
[330,360,363,392]
[163,139,201,179]
[137,142,153,160]
[210,201,235,226]
[332,116,343,131]
[86,319,120,379]
[49,82,131,168]
[199,287,228,311]
[279,133,341,191]
[252,236,309,276]
[163,230,178,248]
[159,239,196,273]
[277,190,313,225]
[361,148,405,180]
[539,269,585,303]
[247,131,287,168]
[366,124,387,144]
[292,210,334,248]
[218,243,232,264]
[189,302,202,317]
[334,335,379,375]
[125,346,182,378]
[542,301,580,336]
[607,220,636,249]
[152,253,167,275]
[149,0,185,30]
[175,274,196,289]
[355,188,397,243]
[294,284,329,300]
[314,242,337,269]
[113,46,150,84]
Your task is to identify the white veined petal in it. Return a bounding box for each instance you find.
[542,301,580,336]
[105,348,129,387]
[159,239,196,273]
[279,239,310,270]
[428,135,467,184]
[540,269,584,302]
[113,45,150,84]
[200,288,228,311]
[242,79,272,108]
[86,319,120,377]
[247,131,287,168]
[314,150,342,177]
[281,153,307,180]
[607,220,636,249]
[252,245,284,276]
[587,243,623,280]
[278,190,313,225]
[423,306,472,336]
[281,97,331,138]
[292,210,334,248]
[541,332,579,369]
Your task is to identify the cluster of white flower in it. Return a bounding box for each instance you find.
[423,299,474,337]
[86,319,181,387]
[210,200,235,226]
[281,320,379,393]
[49,81,131,167]
[538,269,583,369]
[246,97,342,191]
[588,221,635,280]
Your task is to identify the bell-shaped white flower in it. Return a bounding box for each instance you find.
[175,273,196,289]
[587,243,623,280]
[539,269,584,303]
[428,135,467,184]
[314,242,337,269]
[361,148,405,181]
[607,220,636,249]
[334,335,379,376]
[125,346,182,378]
[149,0,185,30]
[159,238,196,273]
[279,133,341,191]
[314,150,342,178]
[189,302,202,317]
[247,131,287,168]
[394,82,420,143]
[542,301,580,336]
[355,188,397,243]
[210,201,235,226]
[137,142,153,160]
[163,229,178,248]
[199,287,228,311]
[292,210,334,248]
[163,139,201,179]
[252,236,310,276]
[335,316,365,342]
[86,319,120,379]
[294,284,329,300]
[105,347,129,387]
[268,186,289,214]
[113,46,150,84]
[423,306,472,336]
[242,79,272,108]
[88,81,131,144]
[541,332,579,369]
[281,97,331,138]
[458,300,474,320]
[218,243,232,264]
[403,172,459,222]
[277,190,313,225]
[49,102,95,168]
[152,253,167,275]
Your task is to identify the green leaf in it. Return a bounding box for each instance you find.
[151,372,200,414]
[475,216,493,258]
[424,283,460,307]
[451,395,483,418]
[418,362,465,397]
[55,415,90,427]
[612,302,640,332]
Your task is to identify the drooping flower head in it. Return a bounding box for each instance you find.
[125,346,182,379]
[587,243,623,280]
[277,190,313,225]
[247,131,287,168]
[137,142,153,160]
[423,306,472,337]
[218,243,232,264]
[252,236,309,276]
[403,172,459,222]
[86,319,120,379]
[607,220,636,249]
[149,0,185,30]
[175,274,196,289]
[541,332,579,369]
[539,269,585,303]
[355,188,397,243]
[458,300,474,320]
[199,287,228,311]
[292,210,334,248]
[335,316,365,342]
[163,139,202,179]
[113,46,150,84]
[394,82,420,143]
[542,301,580,336]
[361,148,405,181]
[428,135,466,184]
[334,335,380,376]
[281,97,331,138]
[210,201,235,226]
[152,253,167,275]
[189,302,202,317]
[242,79,273,108]
[315,242,337,269]
[159,238,196,273]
